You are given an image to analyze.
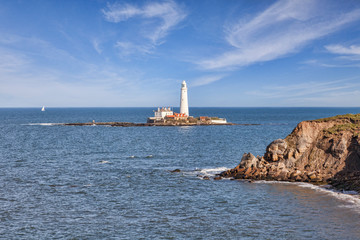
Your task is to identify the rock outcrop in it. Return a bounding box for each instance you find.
[220,114,360,191]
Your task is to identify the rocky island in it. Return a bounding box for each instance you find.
[63,80,237,127]
[64,117,235,127]
[219,113,360,192]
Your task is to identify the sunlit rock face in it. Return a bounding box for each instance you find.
[220,114,360,191]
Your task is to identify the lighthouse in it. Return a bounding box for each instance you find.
[180,80,189,116]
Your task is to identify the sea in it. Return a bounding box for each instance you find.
[1,107,360,239]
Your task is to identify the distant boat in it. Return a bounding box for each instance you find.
[41,106,45,112]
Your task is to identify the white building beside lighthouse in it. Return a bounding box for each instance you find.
[147,80,192,123]
[180,80,189,116]
[147,80,227,124]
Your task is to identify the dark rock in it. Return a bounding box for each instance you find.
[171,169,181,173]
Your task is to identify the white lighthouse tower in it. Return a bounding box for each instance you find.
[180,80,189,116]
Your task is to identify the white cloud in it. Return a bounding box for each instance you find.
[0,56,144,107]
[92,39,102,54]
[246,77,360,101]
[274,90,360,107]
[191,75,225,87]
[0,50,30,73]
[302,59,340,68]
[303,58,360,68]
[198,0,360,70]
[102,0,186,46]
[325,44,360,55]
[303,44,360,68]
[0,32,181,107]
[115,41,152,56]
[0,35,146,107]
[102,3,142,22]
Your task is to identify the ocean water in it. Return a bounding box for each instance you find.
[1,107,360,239]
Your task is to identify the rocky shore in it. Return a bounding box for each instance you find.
[219,114,360,192]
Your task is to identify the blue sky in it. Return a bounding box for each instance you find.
[1,0,360,107]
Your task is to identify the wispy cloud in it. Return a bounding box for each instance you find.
[191,75,225,87]
[303,44,360,68]
[102,0,187,49]
[0,34,147,107]
[303,58,360,68]
[325,44,360,55]
[198,0,360,70]
[0,49,30,73]
[92,39,102,54]
[115,41,153,56]
[0,55,146,107]
[247,77,360,100]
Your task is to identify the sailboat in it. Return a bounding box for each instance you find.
[41,106,45,112]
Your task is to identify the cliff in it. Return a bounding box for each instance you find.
[220,114,360,191]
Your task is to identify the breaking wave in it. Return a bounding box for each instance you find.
[24,123,63,126]
[255,180,360,213]
[182,167,230,179]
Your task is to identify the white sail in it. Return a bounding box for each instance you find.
[41,106,45,111]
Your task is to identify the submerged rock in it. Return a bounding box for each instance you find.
[220,114,360,192]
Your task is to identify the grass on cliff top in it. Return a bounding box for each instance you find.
[314,113,360,123]
[326,123,360,135]
[314,113,360,136]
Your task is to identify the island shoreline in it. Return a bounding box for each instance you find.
[60,121,257,127]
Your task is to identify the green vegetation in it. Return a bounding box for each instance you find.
[314,113,360,123]
[325,123,359,135]
[210,117,221,120]
[194,116,221,121]
[187,117,198,123]
[316,114,360,136]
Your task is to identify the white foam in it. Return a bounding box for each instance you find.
[182,167,230,179]
[254,180,360,213]
[198,167,230,177]
[98,160,110,164]
[24,123,62,126]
